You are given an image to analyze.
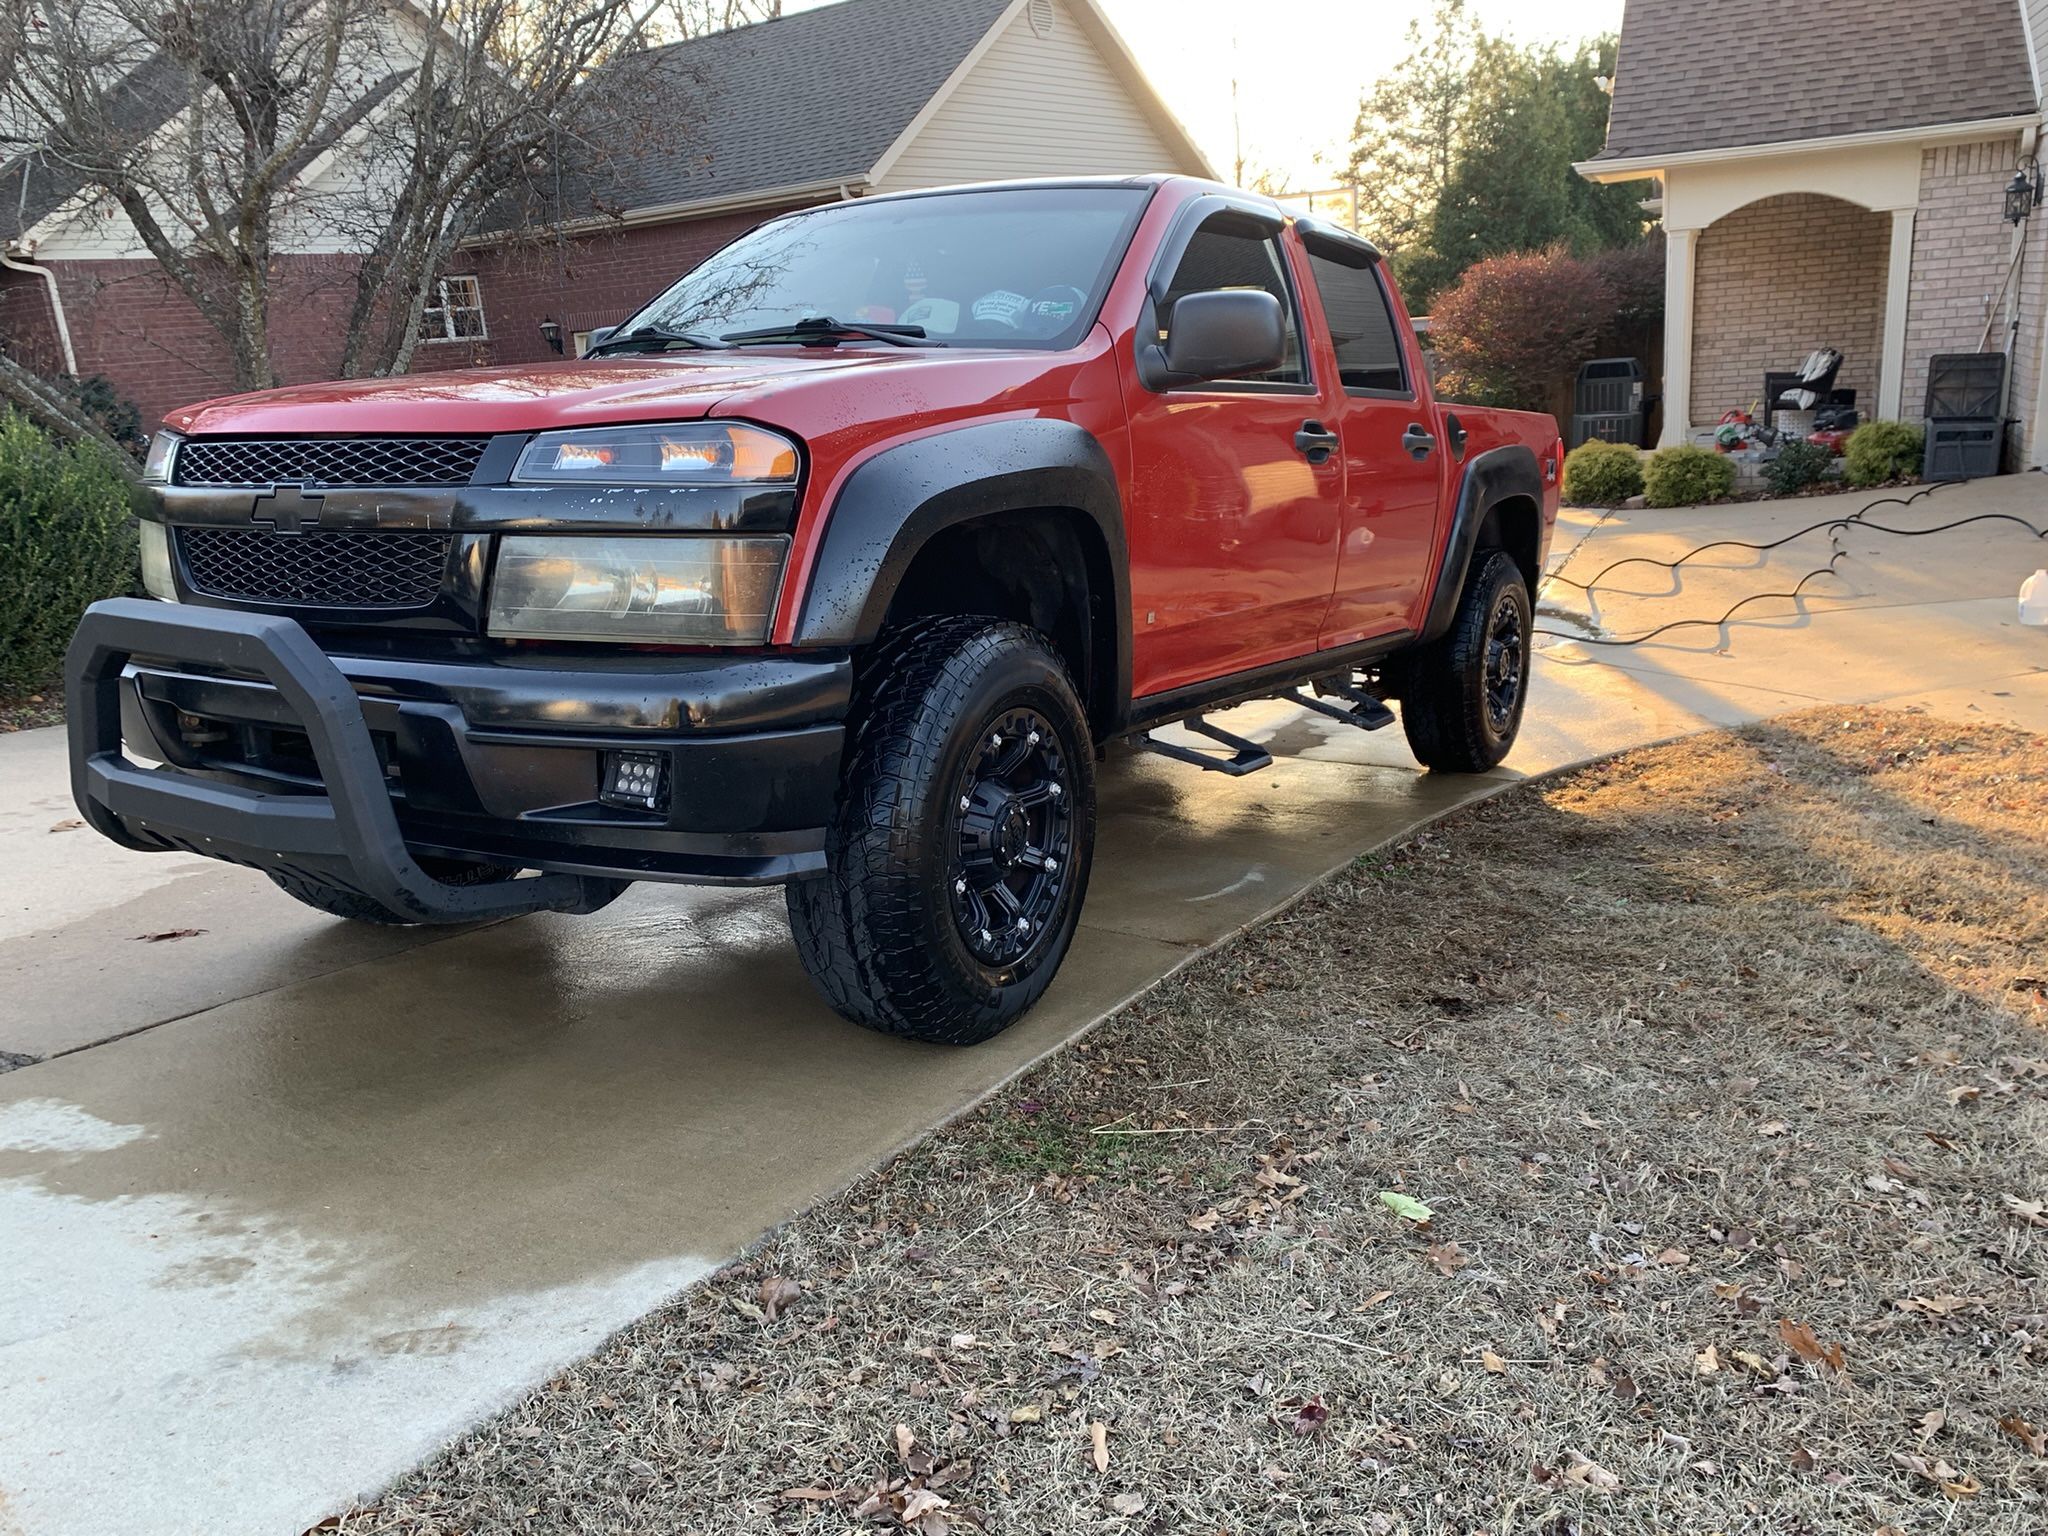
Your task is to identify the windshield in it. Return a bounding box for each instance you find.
[616,185,1152,350]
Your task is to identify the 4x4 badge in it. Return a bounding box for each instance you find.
[250,484,324,533]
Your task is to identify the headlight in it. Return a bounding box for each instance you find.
[487,536,786,644]
[142,431,182,483]
[139,522,179,602]
[512,423,799,485]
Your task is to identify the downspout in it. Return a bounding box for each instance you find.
[0,247,79,375]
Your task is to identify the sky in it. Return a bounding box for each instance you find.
[778,0,1628,189]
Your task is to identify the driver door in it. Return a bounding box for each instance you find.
[1122,212,1344,700]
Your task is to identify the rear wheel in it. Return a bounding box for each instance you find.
[1398,548,1532,773]
[787,617,1096,1045]
[268,857,526,925]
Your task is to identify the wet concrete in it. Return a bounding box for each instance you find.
[1,479,2043,1534]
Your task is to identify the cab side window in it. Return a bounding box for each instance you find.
[1305,251,1409,396]
[1157,217,1308,388]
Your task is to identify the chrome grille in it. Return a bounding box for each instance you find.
[177,528,451,608]
[175,436,488,488]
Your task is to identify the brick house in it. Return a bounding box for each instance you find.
[1576,0,2047,462]
[1,0,1211,425]
[422,0,1210,373]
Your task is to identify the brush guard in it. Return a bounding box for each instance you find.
[66,598,620,923]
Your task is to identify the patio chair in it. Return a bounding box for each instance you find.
[1768,349,1843,411]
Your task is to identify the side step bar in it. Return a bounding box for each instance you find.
[1137,716,1274,777]
[1135,675,1397,776]
[1283,679,1396,732]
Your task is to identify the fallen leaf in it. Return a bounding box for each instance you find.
[133,929,205,942]
[1896,1294,1984,1317]
[1730,1348,1775,1379]
[1790,1441,1816,1473]
[1009,1404,1042,1425]
[1353,1289,1394,1311]
[1653,1247,1689,1267]
[1562,1450,1620,1492]
[757,1275,802,1320]
[1779,1318,1846,1373]
[1425,1240,1468,1277]
[1480,1347,1508,1374]
[1090,1420,1109,1474]
[1916,1408,1946,1445]
[48,818,83,833]
[1693,1345,1720,1377]
[899,1487,950,1521]
[1186,1209,1222,1233]
[1892,1451,1980,1499]
[1291,1396,1330,1436]
[780,1488,841,1502]
[1757,1119,1790,1137]
[1378,1190,1432,1223]
[1110,1492,1146,1516]
[1999,1414,2047,1457]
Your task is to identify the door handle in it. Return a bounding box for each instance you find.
[1401,424,1436,460]
[1294,420,1339,463]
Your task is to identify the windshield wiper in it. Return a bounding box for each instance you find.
[585,325,735,356]
[721,315,941,348]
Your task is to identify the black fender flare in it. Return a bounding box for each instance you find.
[1417,444,1543,645]
[789,417,1132,707]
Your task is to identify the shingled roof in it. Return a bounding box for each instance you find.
[579,0,1017,216]
[1591,0,2038,164]
[0,51,189,244]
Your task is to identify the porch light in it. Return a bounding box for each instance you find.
[538,315,565,354]
[2005,160,2042,225]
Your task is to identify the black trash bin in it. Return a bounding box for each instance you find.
[1571,358,1645,449]
[1923,352,2007,481]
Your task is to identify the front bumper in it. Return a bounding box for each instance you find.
[67,599,849,920]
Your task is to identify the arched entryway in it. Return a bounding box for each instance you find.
[1689,192,1890,424]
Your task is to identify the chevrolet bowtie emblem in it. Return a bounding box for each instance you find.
[250,484,325,533]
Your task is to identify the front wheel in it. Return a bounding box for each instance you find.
[1398,548,1532,773]
[787,618,1096,1045]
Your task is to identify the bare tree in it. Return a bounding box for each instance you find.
[660,0,779,40]
[0,0,714,394]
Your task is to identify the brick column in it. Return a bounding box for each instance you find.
[1660,226,1697,445]
[1878,207,1915,421]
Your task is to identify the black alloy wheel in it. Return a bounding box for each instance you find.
[950,707,1075,968]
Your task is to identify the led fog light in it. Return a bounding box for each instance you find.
[602,749,669,812]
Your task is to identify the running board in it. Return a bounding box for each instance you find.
[1136,715,1273,776]
[1283,680,1396,732]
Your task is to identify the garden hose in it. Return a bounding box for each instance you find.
[1534,483,2048,647]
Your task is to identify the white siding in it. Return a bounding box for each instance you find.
[2027,0,2048,102]
[872,0,1196,194]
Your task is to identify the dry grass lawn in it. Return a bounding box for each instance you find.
[339,708,2048,1535]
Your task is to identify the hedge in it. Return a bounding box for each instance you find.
[0,410,137,697]
[1844,421,1924,487]
[1643,443,1736,508]
[1562,438,1645,506]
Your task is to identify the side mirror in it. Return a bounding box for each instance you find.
[1159,289,1285,385]
[583,326,615,353]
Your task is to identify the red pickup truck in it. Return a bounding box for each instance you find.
[67,175,1560,1044]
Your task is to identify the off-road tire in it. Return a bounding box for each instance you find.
[1398,548,1532,773]
[267,857,520,925]
[787,617,1097,1045]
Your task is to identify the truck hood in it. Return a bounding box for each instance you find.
[165,352,933,437]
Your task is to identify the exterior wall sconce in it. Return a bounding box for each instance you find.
[538,316,565,354]
[2006,159,2042,225]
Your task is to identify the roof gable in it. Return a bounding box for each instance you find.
[1594,0,2037,163]
[585,0,1017,216]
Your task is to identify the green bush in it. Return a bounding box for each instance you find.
[0,409,137,697]
[1642,443,1736,508]
[1562,438,1645,506]
[1844,420,1924,486]
[1763,438,1836,497]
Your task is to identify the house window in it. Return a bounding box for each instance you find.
[422,275,487,342]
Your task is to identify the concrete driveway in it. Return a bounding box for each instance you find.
[2,478,2043,1534]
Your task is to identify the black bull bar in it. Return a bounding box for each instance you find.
[65,598,620,922]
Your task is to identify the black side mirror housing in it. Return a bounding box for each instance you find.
[1148,289,1285,389]
[583,326,616,353]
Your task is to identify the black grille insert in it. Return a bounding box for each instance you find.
[175,436,489,488]
[177,528,451,608]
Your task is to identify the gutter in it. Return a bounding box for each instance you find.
[459,177,868,250]
[1575,113,2043,181]
[0,246,78,375]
